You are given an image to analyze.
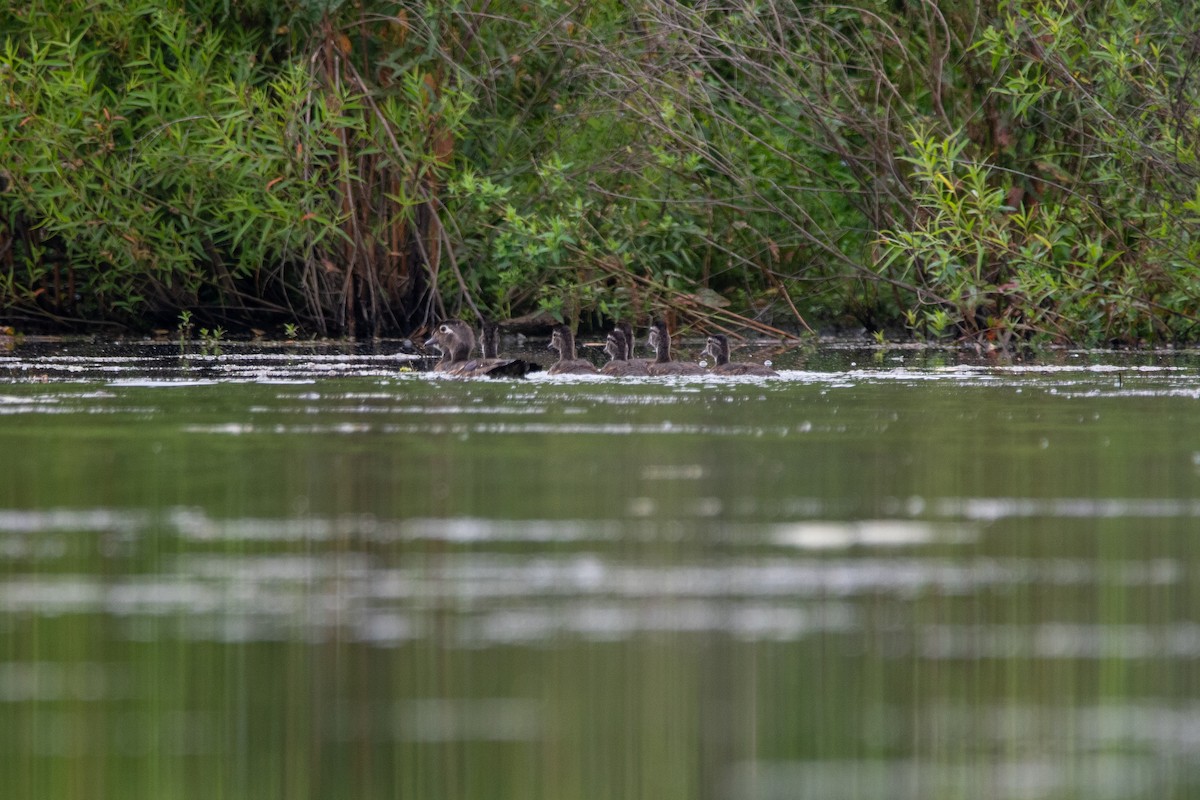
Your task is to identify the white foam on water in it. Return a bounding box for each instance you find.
[771,520,963,549]
[936,496,1200,521]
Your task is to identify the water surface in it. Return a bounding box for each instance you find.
[3,340,1200,799]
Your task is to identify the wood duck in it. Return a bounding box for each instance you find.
[701,333,779,376]
[424,320,469,373]
[480,321,541,376]
[647,320,705,376]
[480,321,501,359]
[548,324,599,374]
[616,320,656,372]
[601,329,650,376]
[423,320,535,378]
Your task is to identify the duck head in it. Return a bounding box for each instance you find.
[548,325,577,360]
[425,320,475,362]
[648,320,672,359]
[479,321,501,360]
[604,329,627,361]
[617,321,638,359]
[701,334,729,365]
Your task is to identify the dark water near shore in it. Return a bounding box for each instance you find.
[4,339,1200,799]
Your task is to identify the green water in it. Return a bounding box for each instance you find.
[3,342,1200,799]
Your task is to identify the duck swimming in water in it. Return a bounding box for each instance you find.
[548,324,599,375]
[616,320,656,373]
[479,320,541,376]
[423,320,536,378]
[701,333,779,376]
[647,320,705,376]
[424,321,466,373]
[600,329,649,376]
[479,321,501,360]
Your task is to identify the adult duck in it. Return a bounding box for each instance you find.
[424,320,469,373]
[647,320,704,376]
[701,333,779,376]
[424,320,534,378]
[548,324,599,375]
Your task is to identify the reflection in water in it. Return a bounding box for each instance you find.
[390,698,542,743]
[4,345,1200,798]
[0,509,1184,652]
[733,754,1168,800]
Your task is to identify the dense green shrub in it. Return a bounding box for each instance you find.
[2,0,1199,343]
[879,0,1200,345]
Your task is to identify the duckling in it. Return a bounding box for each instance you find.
[479,321,501,360]
[480,321,541,376]
[647,320,705,376]
[423,320,534,378]
[616,320,657,372]
[548,324,599,375]
[701,333,779,376]
[601,329,650,376]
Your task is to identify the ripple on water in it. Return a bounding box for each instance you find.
[0,504,1183,650]
[730,753,1163,800]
